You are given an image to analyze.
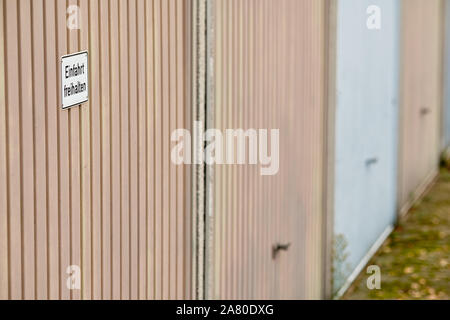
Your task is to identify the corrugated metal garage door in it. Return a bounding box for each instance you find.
[443,0,450,151]
[398,0,444,215]
[211,0,329,299]
[333,0,400,294]
[0,0,191,300]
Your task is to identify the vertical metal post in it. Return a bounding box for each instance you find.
[192,0,207,300]
[322,0,338,300]
[204,0,216,300]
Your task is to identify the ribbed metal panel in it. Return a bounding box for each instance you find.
[333,0,401,293]
[212,0,328,299]
[398,0,444,215]
[443,0,450,150]
[0,0,191,300]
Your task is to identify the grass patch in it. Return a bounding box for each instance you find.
[343,169,450,300]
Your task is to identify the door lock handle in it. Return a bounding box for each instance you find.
[272,242,291,259]
[421,107,431,116]
[365,157,378,166]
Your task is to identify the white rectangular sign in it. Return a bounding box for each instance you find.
[61,51,89,109]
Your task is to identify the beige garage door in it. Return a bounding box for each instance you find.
[0,0,192,300]
[398,0,444,215]
[211,0,330,300]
